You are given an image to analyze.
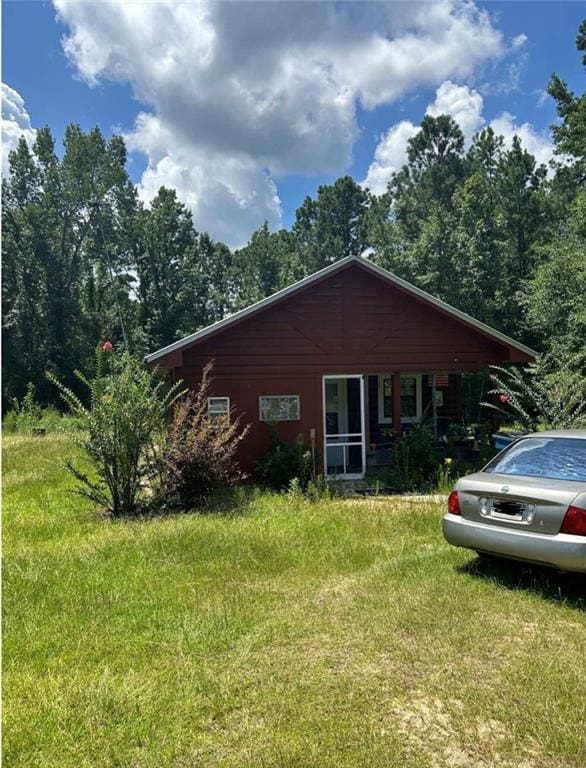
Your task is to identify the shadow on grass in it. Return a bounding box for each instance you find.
[458,556,586,610]
[107,485,264,523]
[200,485,264,516]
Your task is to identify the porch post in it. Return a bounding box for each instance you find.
[392,372,401,439]
[432,372,438,444]
[363,375,371,452]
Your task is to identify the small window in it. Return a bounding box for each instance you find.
[208,397,230,422]
[378,375,422,425]
[380,377,393,423]
[259,395,300,422]
[400,377,418,420]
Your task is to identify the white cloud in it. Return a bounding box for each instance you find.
[512,33,528,50]
[363,80,484,194]
[362,121,420,195]
[534,88,550,108]
[53,0,506,246]
[426,80,484,136]
[127,113,282,248]
[363,79,554,194]
[488,112,553,169]
[2,84,36,178]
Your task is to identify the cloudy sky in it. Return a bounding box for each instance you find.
[2,1,584,247]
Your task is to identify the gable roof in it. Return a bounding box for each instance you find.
[146,255,537,364]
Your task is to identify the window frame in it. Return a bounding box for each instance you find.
[377,374,423,425]
[258,395,301,423]
[207,396,230,422]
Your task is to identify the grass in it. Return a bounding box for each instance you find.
[3,434,586,768]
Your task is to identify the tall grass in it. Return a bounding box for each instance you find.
[3,434,585,768]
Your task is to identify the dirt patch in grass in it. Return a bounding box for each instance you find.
[391,694,551,768]
[313,574,362,607]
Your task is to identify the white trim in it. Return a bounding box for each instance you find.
[377,374,393,424]
[258,395,300,422]
[323,374,366,480]
[207,396,230,421]
[146,255,537,363]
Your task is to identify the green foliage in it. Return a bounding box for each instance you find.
[234,223,301,307]
[2,125,136,407]
[257,427,315,491]
[525,191,586,359]
[5,383,43,433]
[548,20,586,185]
[483,355,586,432]
[385,425,440,492]
[2,19,585,421]
[154,362,250,512]
[434,459,457,494]
[4,381,86,435]
[293,176,371,271]
[372,120,548,340]
[48,346,184,517]
[287,473,342,503]
[135,187,200,350]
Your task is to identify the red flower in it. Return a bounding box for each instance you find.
[102,341,113,351]
[499,393,509,404]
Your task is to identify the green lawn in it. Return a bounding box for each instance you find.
[3,434,585,768]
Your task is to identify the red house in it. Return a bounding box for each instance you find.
[147,256,535,480]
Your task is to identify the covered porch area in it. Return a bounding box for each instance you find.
[323,371,491,480]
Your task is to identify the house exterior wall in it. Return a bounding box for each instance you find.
[163,262,530,475]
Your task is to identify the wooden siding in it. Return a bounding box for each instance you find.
[180,264,519,375]
[166,262,529,474]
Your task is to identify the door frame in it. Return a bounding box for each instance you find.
[322,374,366,480]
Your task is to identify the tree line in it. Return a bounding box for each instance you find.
[3,21,585,408]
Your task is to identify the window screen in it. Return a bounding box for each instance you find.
[259,395,300,422]
[208,397,230,421]
[400,377,418,419]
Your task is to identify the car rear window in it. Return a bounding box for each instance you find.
[485,437,586,482]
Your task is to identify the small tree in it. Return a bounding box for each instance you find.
[483,352,586,432]
[48,344,184,516]
[155,362,249,511]
[6,382,44,433]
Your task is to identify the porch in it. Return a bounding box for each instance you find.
[323,372,480,479]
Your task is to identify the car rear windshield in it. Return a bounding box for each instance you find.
[485,437,586,482]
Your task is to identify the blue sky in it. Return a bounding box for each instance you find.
[2,1,585,245]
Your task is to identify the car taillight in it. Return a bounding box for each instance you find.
[448,490,461,515]
[560,504,586,536]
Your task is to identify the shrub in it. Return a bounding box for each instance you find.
[4,383,44,433]
[286,474,342,503]
[483,352,586,432]
[257,427,314,491]
[155,362,249,512]
[386,425,439,492]
[48,345,184,517]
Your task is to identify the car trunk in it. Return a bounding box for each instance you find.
[457,473,582,534]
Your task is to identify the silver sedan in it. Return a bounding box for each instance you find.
[442,430,586,573]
